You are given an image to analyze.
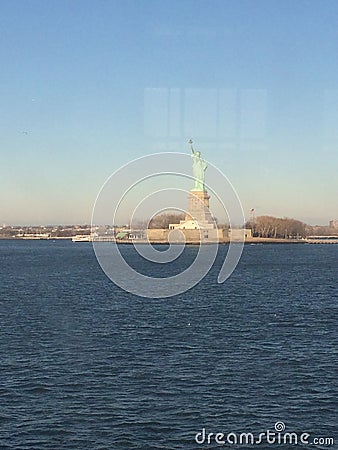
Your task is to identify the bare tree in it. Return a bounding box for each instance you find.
[148,213,185,229]
[246,215,307,238]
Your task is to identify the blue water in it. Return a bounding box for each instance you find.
[0,241,337,449]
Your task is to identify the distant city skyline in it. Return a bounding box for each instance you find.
[1,0,338,225]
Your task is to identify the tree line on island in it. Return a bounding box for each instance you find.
[246,216,306,238]
[148,213,185,229]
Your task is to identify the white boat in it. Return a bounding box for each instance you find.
[71,235,93,242]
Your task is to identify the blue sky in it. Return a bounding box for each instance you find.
[1,0,338,225]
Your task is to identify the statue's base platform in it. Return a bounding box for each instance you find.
[163,189,218,242]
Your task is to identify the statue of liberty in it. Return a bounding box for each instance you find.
[189,139,208,191]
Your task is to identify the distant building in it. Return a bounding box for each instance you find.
[169,219,214,230]
[329,220,338,229]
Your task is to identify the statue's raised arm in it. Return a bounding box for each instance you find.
[189,138,195,155]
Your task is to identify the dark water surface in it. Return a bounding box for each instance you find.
[0,241,337,449]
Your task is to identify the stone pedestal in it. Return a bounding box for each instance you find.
[185,190,213,225]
